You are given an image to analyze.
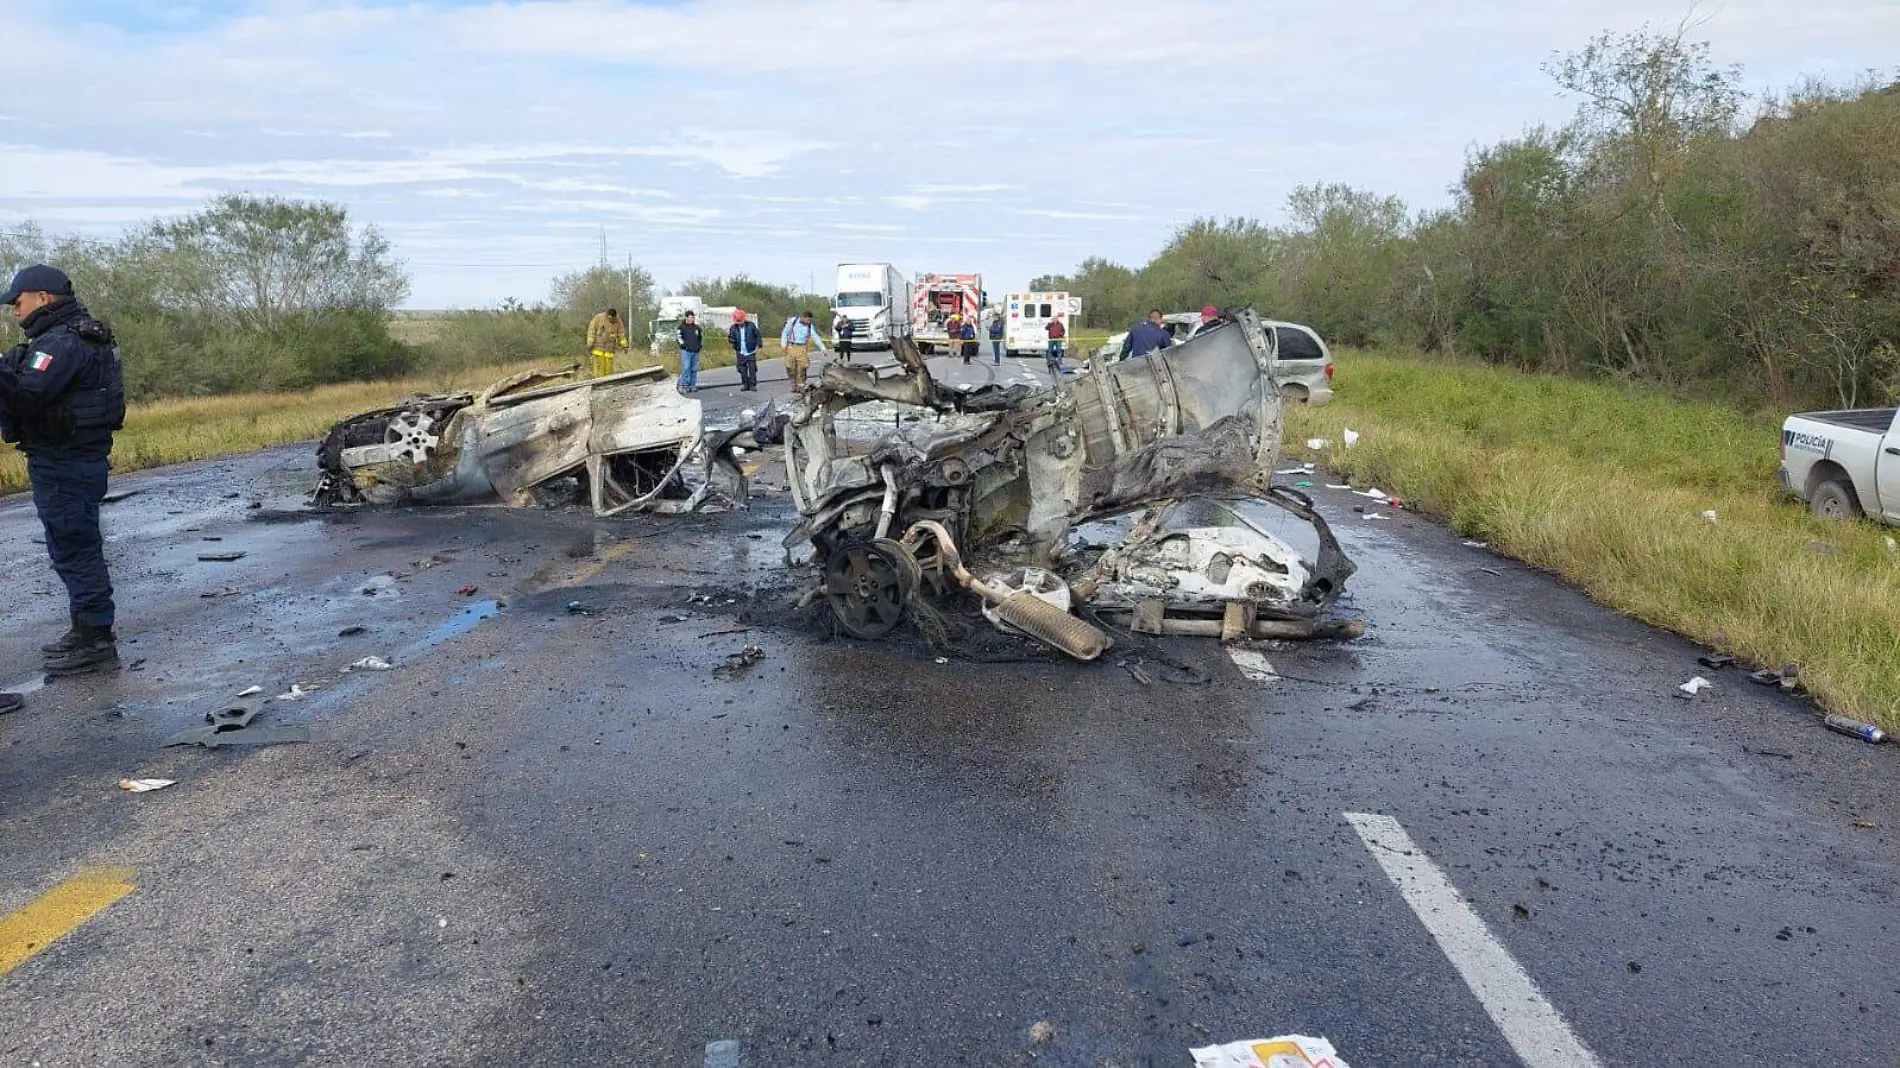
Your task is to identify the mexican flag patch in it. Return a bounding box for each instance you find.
[29,351,52,372]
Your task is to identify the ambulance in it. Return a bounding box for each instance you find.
[1003,291,1080,356]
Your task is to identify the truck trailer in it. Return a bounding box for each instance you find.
[831,263,910,351]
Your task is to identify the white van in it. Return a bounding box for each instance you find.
[832,263,911,350]
[1004,292,1078,356]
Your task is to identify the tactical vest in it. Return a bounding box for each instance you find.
[65,318,128,438]
[3,317,126,447]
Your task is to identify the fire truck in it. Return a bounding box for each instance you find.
[910,273,984,355]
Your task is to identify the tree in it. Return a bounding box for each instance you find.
[139,194,409,332]
[1544,19,1743,205]
[552,263,657,342]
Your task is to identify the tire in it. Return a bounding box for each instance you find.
[1809,478,1862,521]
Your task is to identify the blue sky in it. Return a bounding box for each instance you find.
[5,0,1896,308]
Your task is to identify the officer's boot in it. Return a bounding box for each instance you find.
[43,623,119,677]
[40,612,84,656]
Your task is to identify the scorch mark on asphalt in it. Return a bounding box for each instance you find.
[1344,812,1602,1068]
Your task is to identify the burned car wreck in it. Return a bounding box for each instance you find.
[783,310,1358,659]
[312,366,751,515]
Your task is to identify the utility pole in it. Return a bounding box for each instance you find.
[598,226,610,269]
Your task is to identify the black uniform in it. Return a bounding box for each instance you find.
[834,316,855,363]
[0,297,126,634]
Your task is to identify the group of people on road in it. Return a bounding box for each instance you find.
[584,299,1111,396]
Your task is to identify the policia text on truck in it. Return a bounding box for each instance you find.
[0,264,127,677]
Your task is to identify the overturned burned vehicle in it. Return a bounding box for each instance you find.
[782,310,1358,658]
[313,367,751,515]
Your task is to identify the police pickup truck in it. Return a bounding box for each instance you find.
[1778,405,1900,522]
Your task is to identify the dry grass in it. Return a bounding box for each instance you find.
[1285,350,1900,730]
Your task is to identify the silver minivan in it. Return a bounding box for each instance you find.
[1096,315,1334,405]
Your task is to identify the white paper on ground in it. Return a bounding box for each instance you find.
[118,778,176,793]
[1679,675,1712,695]
[1342,428,1360,449]
[1191,1034,1351,1068]
[235,685,263,697]
[1305,438,1328,450]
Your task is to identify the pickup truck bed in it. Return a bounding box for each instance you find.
[1798,408,1897,434]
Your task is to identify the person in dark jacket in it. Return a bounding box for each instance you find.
[988,314,1005,364]
[676,311,703,393]
[0,265,126,675]
[959,318,979,363]
[833,313,856,364]
[728,309,762,391]
[1125,308,1175,360]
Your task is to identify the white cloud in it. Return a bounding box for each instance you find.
[5,0,1894,309]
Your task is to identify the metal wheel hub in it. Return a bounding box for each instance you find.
[824,538,921,639]
[386,410,441,463]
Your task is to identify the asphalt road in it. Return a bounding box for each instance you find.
[1,352,1895,1067]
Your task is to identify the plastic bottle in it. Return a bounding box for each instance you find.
[1824,714,1888,744]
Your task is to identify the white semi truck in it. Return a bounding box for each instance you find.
[832,263,911,350]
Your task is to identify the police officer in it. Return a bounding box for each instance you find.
[1,265,126,676]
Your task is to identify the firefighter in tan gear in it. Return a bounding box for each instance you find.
[778,310,828,392]
[586,308,629,377]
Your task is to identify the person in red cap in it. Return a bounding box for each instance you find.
[1200,305,1220,325]
[727,309,762,391]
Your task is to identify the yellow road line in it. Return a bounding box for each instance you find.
[553,537,643,589]
[0,866,136,976]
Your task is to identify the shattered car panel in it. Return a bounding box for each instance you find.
[314,366,736,516]
[784,310,1355,652]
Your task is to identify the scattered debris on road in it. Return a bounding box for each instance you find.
[1824,714,1888,744]
[1697,652,1737,670]
[457,584,479,596]
[312,366,757,516]
[1678,676,1713,697]
[164,701,312,749]
[347,656,394,672]
[101,488,143,504]
[118,778,175,793]
[713,644,766,679]
[274,684,310,702]
[0,692,22,716]
[783,314,1357,659]
[1192,1034,1351,1067]
[235,685,263,697]
[338,624,367,637]
[197,551,246,562]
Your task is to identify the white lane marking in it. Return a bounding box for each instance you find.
[1344,812,1603,1068]
[1225,647,1279,683]
[704,1039,742,1068]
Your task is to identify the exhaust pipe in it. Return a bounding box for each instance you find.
[900,521,1113,661]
